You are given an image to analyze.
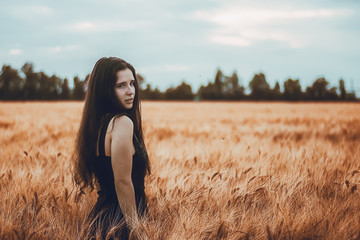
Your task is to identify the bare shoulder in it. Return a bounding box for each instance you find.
[107,115,134,137]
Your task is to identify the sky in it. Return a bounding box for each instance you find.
[1,0,359,94]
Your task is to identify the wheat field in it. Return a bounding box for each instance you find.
[0,101,359,240]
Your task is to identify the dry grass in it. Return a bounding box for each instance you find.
[0,101,359,240]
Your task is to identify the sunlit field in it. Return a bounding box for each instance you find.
[0,101,359,239]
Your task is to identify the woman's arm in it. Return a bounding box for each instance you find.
[110,115,138,229]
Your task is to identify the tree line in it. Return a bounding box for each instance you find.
[138,69,357,101]
[0,63,357,101]
[0,63,85,100]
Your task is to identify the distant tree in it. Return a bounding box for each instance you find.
[270,81,282,100]
[313,77,329,100]
[283,78,302,101]
[208,69,224,100]
[22,63,35,99]
[73,76,86,100]
[327,87,339,101]
[305,77,329,100]
[60,78,71,99]
[135,74,166,100]
[199,68,229,100]
[141,84,164,100]
[214,69,224,98]
[38,72,50,100]
[141,84,152,99]
[153,88,164,100]
[249,73,270,100]
[165,81,193,100]
[22,62,42,100]
[230,72,239,89]
[232,86,245,100]
[346,92,357,101]
[223,76,232,94]
[136,73,145,90]
[0,65,23,100]
[223,72,245,100]
[339,79,346,100]
[50,75,62,99]
[36,72,62,100]
[223,73,236,94]
[198,82,217,100]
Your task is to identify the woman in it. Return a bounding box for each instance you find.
[73,57,151,239]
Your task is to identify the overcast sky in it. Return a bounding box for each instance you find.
[1,0,359,94]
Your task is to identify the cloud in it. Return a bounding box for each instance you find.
[195,9,344,24]
[65,20,152,33]
[9,49,22,55]
[192,6,353,48]
[72,21,95,31]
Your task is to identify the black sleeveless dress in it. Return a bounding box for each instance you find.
[85,114,148,240]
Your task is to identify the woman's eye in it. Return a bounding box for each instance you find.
[130,81,135,86]
[117,84,124,88]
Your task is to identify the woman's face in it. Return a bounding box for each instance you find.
[114,68,136,110]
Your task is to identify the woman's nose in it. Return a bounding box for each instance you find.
[126,85,134,94]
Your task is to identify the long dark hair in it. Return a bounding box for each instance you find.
[73,57,150,192]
